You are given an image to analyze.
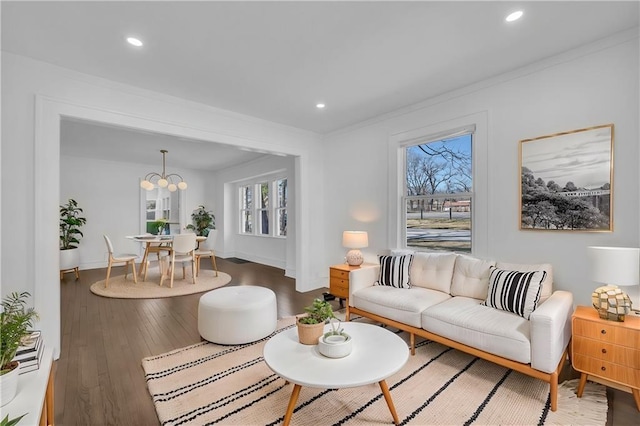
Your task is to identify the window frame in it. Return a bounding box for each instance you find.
[237,175,287,239]
[401,130,473,253]
[390,112,488,257]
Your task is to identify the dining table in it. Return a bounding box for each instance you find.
[127,234,206,279]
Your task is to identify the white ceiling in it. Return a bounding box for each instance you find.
[3,1,639,135]
[60,118,268,171]
[4,2,640,171]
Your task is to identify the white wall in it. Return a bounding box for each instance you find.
[215,155,295,273]
[323,31,640,308]
[60,155,210,268]
[1,52,325,358]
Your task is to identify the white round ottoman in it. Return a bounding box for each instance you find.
[198,286,277,344]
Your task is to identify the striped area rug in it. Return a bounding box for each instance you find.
[141,317,606,426]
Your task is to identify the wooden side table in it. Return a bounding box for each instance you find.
[571,305,640,411]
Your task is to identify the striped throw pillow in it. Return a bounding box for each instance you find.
[375,254,413,289]
[483,267,546,319]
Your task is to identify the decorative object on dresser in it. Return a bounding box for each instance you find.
[571,305,640,411]
[588,246,640,320]
[342,231,368,266]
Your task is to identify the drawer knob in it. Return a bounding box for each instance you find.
[601,348,607,354]
[600,329,607,335]
[601,366,606,371]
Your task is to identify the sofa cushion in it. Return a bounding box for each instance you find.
[496,261,553,303]
[483,267,545,319]
[409,252,458,293]
[450,255,496,300]
[421,297,531,364]
[375,254,413,289]
[352,286,451,328]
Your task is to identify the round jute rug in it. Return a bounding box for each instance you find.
[90,269,231,299]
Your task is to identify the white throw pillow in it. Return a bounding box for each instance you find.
[450,255,496,300]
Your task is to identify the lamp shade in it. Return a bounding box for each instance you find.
[342,231,368,249]
[588,246,640,286]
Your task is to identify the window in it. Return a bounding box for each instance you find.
[276,178,287,236]
[240,185,253,234]
[258,182,269,235]
[239,177,287,237]
[404,132,472,252]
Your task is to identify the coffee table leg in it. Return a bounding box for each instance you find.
[379,380,400,425]
[283,384,302,426]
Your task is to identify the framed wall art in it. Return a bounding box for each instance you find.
[519,124,613,232]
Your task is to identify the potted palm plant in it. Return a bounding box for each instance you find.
[0,292,38,407]
[59,199,87,276]
[185,205,215,237]
[296,298,335,345]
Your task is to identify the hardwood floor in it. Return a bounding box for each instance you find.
[56,259,637,425]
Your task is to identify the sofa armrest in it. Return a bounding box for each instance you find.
[348,265,380,305]
[529,290,573,373]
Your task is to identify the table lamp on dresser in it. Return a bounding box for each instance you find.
[588,246,640,321]
[342,231,368,266]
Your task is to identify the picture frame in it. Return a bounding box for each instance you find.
[519,124,614,232]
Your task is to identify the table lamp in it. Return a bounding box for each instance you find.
[588,246,640,320]
[342,231,368,266]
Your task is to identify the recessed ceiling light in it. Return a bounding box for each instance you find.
[505,11,523,22]
[316,103,326,109]
[126,37,143,47]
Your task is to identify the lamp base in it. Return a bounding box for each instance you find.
[345,249,363,266]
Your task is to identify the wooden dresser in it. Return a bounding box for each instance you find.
[571,305,640,411]
[330,264,371,321]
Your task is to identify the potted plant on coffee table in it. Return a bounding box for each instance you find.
[296,298,335,345]
[59,198,87,279]
[0,292,39,407]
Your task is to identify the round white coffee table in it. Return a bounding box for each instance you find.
[263,322,409,426]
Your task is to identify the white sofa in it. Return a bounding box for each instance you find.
[348,252,573,412]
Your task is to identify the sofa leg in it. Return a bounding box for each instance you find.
[410,333,415,356]
[549,372,558,412]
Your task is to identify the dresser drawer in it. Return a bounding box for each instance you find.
[330,268,350,280]
[573,336,640,369]
[573,317,640,348]
[330,277,349,298]
[574,354,640,387]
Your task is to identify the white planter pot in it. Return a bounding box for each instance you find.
[60,247,80,271]
[0,362,20,407]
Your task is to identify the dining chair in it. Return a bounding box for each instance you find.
[195,229,219,277]
[143,237,172,281]
[160,233,197,288]
[103,235,138,288]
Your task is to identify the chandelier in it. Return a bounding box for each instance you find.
[140,149,188,192]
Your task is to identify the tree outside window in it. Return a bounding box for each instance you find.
[240,185,253,233]
[404,133,472,252]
